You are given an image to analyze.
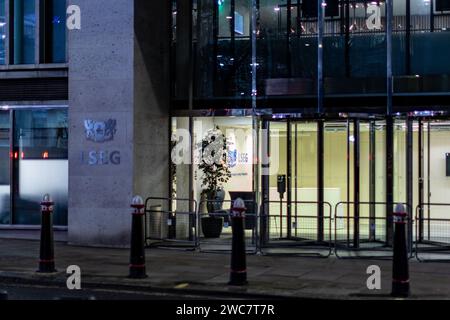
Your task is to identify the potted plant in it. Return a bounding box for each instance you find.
[198,127,231,238]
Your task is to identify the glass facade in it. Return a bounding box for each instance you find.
[40,0,66,63]
[170,1,450,254]
[172,0,450,106]
[12,0,36,64]
[0,0,68,65]
[0,108,68,227]
[0,112,10,225]
[0,0,6,65]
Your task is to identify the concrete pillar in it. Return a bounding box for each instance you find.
[175,117,191,239]
[68,0,170,247]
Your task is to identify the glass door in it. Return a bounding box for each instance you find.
[0,111,10,224]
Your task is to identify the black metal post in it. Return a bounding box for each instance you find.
[279,195,283,239]
[386,116,394,247]
[406,118,413,252]
[353,119,360,248]
[294,122,298,237]
[430,0,434,32]
[229,199,248,286]
[38,194,56,273]
[418,119,424,242]
[369,120,376,242]
[261,120,270,246]
[405,0,411,75]
[287,120,292,239]
[129,196,147,279]
[318,119,324,242]
[427,120,431,240]
[344,0,350,77]
[346,119,351,246]
[213,0,219,95]
[391,204,410,298]
[317,0,324,114]
[286,0,292,77]
[230,0,236,94]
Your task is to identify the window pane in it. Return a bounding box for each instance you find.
[0,0,6,65]
[41,0,66,63]
[13,109,68,226]
[13,0,36,64]
[0,111,10,225]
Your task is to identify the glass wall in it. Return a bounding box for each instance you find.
[12,0,36,64]
[0,0,6,65]
[12,109,68,226]
[171,116,254,239]
[190,0,253,99]
[392,0,450,94]
[0,112,10,225]
[172,0,450,103]
[40,0,66,63]
[192,116,254,204]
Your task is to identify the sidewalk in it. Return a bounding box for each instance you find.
[0,239,449,300]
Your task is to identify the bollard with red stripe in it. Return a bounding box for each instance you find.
[391,203,410,298]
[229,198,248,286]
[129,195,148,279]
[38,194,57,273]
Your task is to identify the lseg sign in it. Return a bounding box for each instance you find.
[81,119,121,166]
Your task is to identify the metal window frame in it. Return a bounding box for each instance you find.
[0,104,68,227]
[5,0,68,66]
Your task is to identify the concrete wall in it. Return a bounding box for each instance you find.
[68,0,170,247]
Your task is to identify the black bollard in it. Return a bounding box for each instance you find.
[391,204,410,298]
[129,195,147,279]
[229,198,248,286]
[38,194,56,273]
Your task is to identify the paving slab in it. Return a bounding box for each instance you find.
[0,239,449,299]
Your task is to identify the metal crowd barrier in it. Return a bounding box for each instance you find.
[144,197,198,250]
[334,202,412,259]
[415,203,450,262]
[259,200,333,258]
[197,199,258,254]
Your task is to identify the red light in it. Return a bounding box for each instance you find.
[21,152,24,159]
[14,152,18,159]
[42,151,49,159]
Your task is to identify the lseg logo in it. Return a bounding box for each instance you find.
[81,119,121,166]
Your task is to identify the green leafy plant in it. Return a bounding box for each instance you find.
[198,127,231,196]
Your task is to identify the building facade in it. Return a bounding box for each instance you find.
[171,0,450,252]
[0,0,171,247]
[1,0,450,249]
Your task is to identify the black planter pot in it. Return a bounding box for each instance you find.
[201,216,224,238]
[206,189,225,213]
[244,215,256,230]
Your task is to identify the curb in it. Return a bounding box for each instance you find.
[0,272,315,300]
